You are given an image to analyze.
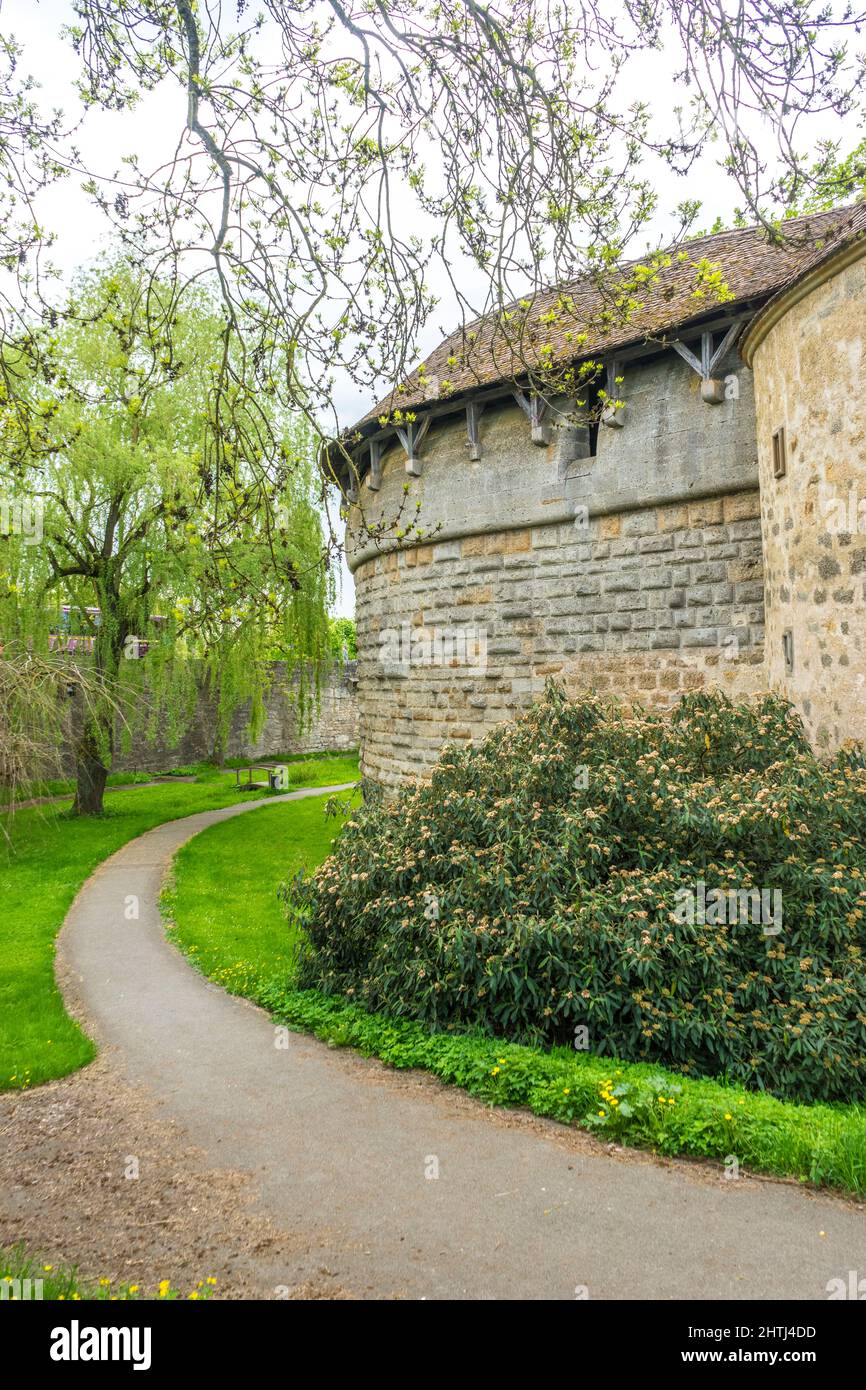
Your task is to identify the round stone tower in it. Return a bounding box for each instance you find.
[742,221,866,751]
[343,207,866,787]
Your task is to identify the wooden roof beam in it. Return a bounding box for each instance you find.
[513,389,552,446]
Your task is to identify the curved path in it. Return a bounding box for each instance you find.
[58,786,865,1300]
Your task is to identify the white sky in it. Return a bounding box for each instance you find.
[4,0,860,616]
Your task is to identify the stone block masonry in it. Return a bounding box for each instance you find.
[61,661,359,777]
[346,331,774,788]
[356,495,765,788]
[745,241,866,751]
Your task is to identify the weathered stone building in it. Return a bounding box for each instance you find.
[339,205,866,788]
[741,227,866,752]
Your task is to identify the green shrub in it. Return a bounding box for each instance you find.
[285,684,866,1104]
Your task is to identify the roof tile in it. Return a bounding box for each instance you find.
[355,203,865,434]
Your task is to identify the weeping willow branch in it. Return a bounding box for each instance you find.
[0,644,127,821]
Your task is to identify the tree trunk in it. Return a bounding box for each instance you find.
[69,531,126,815]
[73,728,110,815]
[72,583,122,816]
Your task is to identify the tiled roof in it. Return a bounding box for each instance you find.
[354,203,865,434]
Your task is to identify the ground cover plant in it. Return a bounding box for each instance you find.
[287,685,866,1106]
[0,1244,216,1302]
[0,753,358,1091]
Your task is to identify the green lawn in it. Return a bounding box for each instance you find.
[0,769,154,808]
[162,793,358,997]
[0,753,358,1091]
[1,747,360,804]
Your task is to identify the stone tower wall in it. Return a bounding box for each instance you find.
[746,242,866,752]
[349,346,767,788]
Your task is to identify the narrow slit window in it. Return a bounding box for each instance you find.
[772,425,787,479]
[588,417,600,459]
[587,378,602,457]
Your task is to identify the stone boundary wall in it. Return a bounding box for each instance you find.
[355,493,766,788]
[62,660,359,776]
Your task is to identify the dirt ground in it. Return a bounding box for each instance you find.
[0,1054,355,1300]
[5,1039,857,1302]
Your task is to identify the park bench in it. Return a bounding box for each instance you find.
[233,763,290,792]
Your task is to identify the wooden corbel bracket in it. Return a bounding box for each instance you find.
[396,416,432,477]
[513,389,552,446]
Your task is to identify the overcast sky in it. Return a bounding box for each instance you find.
[5,0,858,616]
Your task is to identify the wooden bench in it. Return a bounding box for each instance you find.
[233,764,289,792]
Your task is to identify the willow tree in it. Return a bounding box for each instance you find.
[0,257,331,814]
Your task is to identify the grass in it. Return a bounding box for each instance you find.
[165,800,866,1197]
[0,769,154,807]
[0,1244,216,1301]
[161,795,356,991]
[159,748,360,779]
[0,753,358,1091]
[0,748,359,802]
[223,747,358,770]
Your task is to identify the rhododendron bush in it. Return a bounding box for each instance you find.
[283,686,866,1103]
